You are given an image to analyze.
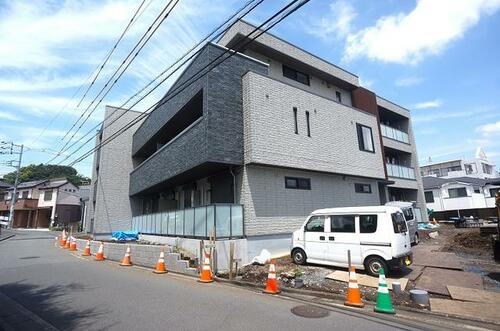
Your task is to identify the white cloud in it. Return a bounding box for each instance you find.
[476,121,500,136]
[305,1,356,39]
[0,111,21,121]
[343,0,500,64]
[412,108,489,123]
[412,99,442,109]
[395,76,423,87]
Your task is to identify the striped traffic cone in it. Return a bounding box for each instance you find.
[374,268,395,314]
[64,236,71,249]
[82,240,91,256]
[153,251,167,274]
[344,266,364,307]
[198,252,213,283]
[95,242,105,261]
[263,259,280,294]
[60,230,67,247]
[69,237,77,251]
[120,245,132,266]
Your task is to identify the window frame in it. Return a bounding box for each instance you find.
[21,191,29,199]
[330,215,356,233]
[424,191,434,203]
[335,91,342,103]
[304,216,325,232]
[293,107,298,134]
[305,111,311,137]
[356,123,375,153]
[44,190,53,201]
[354,183,372,194]
[282,64,310,86]
[448,187,468,198]
[285,176,311,190]
[359,215,378,234]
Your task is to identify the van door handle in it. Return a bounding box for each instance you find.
[329,236,335,241]
[319,236,325,240]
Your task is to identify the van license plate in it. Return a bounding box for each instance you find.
[404,256,411,266]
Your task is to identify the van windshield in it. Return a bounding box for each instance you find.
[402,208,414,221]
[391,212,408,233]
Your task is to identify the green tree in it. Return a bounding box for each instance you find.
[1,164,90,186]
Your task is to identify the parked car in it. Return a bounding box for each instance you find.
[385,201,419,246]
[291,206,412,276]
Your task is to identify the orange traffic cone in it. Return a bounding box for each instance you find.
[95,242,105,261]
[64,236,71,249]
[60,230,67,247]
[153,251,167,274]
[198,252,213,283]
[344,266,364,307]
[263,259,280,294]
[82,240,91,256]
[69,237,77,251]
[120,245,132,266]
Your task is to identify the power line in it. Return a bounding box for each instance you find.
[50,0,262,163]
[31,0,152,147]
[65,0,309,168]
[59,0,179,152]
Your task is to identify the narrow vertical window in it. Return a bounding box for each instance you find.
[335,91,342,103]
[293,107,298,134]
[305,111,311,137]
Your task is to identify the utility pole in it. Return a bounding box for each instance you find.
[0,141,24,229]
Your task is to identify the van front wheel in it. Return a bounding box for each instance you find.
[292,248,307,265]
[364,256,389,277]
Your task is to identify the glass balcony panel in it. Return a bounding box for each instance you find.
[184,208,195,236]
[194,207,206,237]
[161,212,168,235]
[175,210,184,236]
[206,205,215,237]
[215,205,231,238]
[231,205,243,237]
[168,211,176,235]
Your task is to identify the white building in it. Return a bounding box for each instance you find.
[423,176,500,220]
[420,148,498,179]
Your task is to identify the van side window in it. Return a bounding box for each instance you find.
[391,212,408,233]
[330,215,355,233]
[402,208,414,221]
[305,216,324,232]
[360,215,377,233]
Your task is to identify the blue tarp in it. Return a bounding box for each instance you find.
[111,231,139,241]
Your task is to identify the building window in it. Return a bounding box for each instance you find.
[424,191,434,203]
[293,107,298,134]
[44,190,53,201]
[448,187,467,198]
[335,91,342,103]
[0,193,4,201]
[474,188,481,194]
[354,183,372,193]
[285,177,311,190]
[360,215,377,233]
[465,163,477,174]
[490,188,500,197]
[22,191,28,199]
[356,124,375,153]
[305,216,324,232]
[305,111,311,137]
[282,64,310,86]
[330,215,355,233]
[482,163,493,174]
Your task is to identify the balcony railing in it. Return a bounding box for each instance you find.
[387,163,416,180]
[131,204,244,239]
[380,124,409,144]
[0,199,39,211]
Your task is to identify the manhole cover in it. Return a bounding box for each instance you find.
[291,305,329,318]
[19,256,40,260]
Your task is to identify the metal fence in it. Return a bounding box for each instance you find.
[131,204,244,239]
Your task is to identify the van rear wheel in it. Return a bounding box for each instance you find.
[364,256,389,277]
[292,248,306,265]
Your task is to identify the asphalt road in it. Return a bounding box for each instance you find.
[0,230,427,331]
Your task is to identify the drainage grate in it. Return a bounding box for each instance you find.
[19,256,40,260]
[291,305,329,318]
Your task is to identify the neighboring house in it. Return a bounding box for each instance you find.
[420,147,498,179]
[86,20,427,262]
[0,179,81,228]
[79,185,90,232]
[423,176,500,220]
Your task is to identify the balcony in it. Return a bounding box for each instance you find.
[131,204,244,239]
[387,163,416,180]
[380,124,409,144]
[0,199,39,211]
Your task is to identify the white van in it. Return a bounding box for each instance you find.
[291,206,412,276]
[385,201,419,245]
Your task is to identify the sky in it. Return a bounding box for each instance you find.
[0,0,499,178]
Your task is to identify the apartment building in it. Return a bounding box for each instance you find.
[88,20,427,262]
[0,179,81,228]
[423,176,500,220]
[420,148,498,179]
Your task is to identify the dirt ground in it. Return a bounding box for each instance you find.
[225,223,500,310]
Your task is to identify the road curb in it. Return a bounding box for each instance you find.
[0,234,15,242]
